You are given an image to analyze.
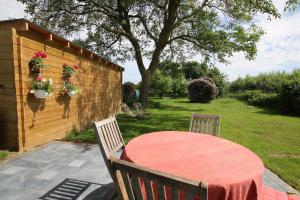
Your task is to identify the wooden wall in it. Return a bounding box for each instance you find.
[0,24,122,151]
[0,28,19,150]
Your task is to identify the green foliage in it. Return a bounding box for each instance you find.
[285,0,300,11]
[30,57,47,71]
[182,61,208,80]
[30,77,53,93]
[19,0,279,63]
[0,151,9,160]
[206,66,228,96]
[64,98,300,190]
[230,71,292,93]
[231,90,279,107]
[170,75,188,98]
[188,77,218,103]
[159,61,182,79]
[229,69,300,115]
[123,82,138,106]
[279,78,300,114]
[64,82,80,93]
[150,70,172,98]
[63,65,77,76]
[157,60,227,97]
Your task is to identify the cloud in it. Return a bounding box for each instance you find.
[218,6,300,81]
[0,0,25,20]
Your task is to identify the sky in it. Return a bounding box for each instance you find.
[1,0,299,82]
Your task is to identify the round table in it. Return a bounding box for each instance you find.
[122,131,265,200]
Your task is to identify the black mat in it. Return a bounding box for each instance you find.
[39,178,91,200]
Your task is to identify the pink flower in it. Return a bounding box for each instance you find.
[36,76,43,81]
[63,63,68,68]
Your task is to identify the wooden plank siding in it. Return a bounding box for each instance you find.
[0,19,123,151]
[0,28,19,151]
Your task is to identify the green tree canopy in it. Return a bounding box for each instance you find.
[19,0,280,105]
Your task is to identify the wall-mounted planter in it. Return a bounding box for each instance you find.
[33,90,51,99]
[67,90,79,96]
[30,76,53,99]
[29,51,48,73]
[62,63,78,78]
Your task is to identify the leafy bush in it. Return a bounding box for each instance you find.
[123,82,138,106]
[229,71,293,93]
[229,69,300,115]
[150,70,172,98]
[170,75,188,98]
[231,90,279,107]
[188,77,219,103]
[279,79,300,114]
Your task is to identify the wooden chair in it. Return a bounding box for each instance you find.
[92,116,125,173]
[189,114,221,136]
[109,157,208,200]
[92,116,125,199]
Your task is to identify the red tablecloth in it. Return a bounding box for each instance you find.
[122,131,265,200]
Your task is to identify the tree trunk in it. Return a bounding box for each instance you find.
[140,71,151,106]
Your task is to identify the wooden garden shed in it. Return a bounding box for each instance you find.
[0,19,124,151]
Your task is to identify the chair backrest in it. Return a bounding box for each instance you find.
[189,114,221,136]
[109,157,208,200]
[92,116,125,178]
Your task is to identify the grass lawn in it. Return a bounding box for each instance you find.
[0,151,9,161]
[65,97,300,190]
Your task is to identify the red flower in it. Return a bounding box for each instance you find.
[73,64,80,70]
[33,51,48,59]
[36,76,43,81]
[63,63,68,68]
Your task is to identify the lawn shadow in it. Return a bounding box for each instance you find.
[117,112,191,143]
[254,106,300,118]
[149,99,207,112]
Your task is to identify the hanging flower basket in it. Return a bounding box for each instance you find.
[67,90,79,96]
[63,63,79,77]
[63,82,80,97]
[33,90,50,99]
[30,76,53,99]
[29,51,48,73]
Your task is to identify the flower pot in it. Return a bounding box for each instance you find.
[34,90,49,99]
[67,90,78,96]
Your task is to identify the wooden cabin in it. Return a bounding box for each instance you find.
[0,19,123,151]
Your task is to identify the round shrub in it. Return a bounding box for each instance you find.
[188,77,219,103]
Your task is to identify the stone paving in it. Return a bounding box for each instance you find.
[0,141,298,200]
